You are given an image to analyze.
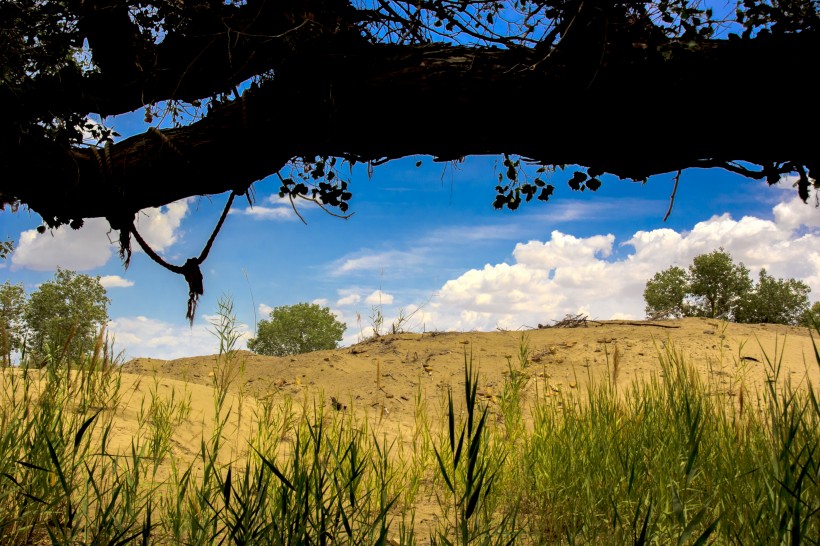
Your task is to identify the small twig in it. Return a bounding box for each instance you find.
[295,194,354,220]
[530,1,585,70]
[288,193,308,225]
[663,169,681,222]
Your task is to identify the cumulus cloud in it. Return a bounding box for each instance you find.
[108,314,251,360]
[365,290,394,305]
[12,219,116,271]
[258,303,274,316]
[337,293,361,306]
[11,198,191,271]
[773,195,820,231]
[133,198,191,252]
[422,203,820,332]
[99,275,134,288]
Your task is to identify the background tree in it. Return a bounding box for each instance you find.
[0,281,26,365]
[643,266,689,319]
[24,268,110,364]
[800,301,820,327]
[248,303,346,356]
[645,250,811,325]
[1,1,818,317]
[687,249,753,320]
[735,269,810,325]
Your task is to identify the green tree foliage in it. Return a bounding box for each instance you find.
[644,266,689,319]
[24,268,110,364]
[0,281,26,364]
[800,301,820,327]
[645,250,810,325]
[248,303,346,356]
[735,269,810,325]
[687,249,753,320]
[0,239,13,262]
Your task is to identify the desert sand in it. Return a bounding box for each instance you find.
[118,317,820,465]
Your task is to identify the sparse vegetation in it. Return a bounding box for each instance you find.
[0,239,12,262]
[1,302,819,544]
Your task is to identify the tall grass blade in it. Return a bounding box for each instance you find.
[255,447,296,491]
[690,515,721,546]
[73,409,101,450]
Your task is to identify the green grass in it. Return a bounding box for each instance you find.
[2,304,819,544]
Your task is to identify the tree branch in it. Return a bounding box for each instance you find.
[3,32,818,224]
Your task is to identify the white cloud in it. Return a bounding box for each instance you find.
[312,298,329,306]
[235,206,295,221]
[11,198,191,272]
[258,303,274,316]
[133,198,191,252]
[331,249,426,276]
[337,294,361,306]
[232,194,298,221]
[12,219,116,271]
[365,290,394,305]
[99,275,134,288]
[514,232,614,269]
[422,200,820,333]
[773,196,820,231]
[108,314,251,360]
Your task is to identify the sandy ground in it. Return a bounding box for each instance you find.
[123,317,820,427]
[6,317,819,541]
[120,317,820,476]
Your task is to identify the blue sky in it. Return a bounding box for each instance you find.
[2,110,819,359]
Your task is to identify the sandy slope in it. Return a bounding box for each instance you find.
[118,318,820,458]
[126,318,817,403]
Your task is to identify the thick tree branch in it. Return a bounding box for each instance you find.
[2,32,818,225]
[4,0,363,121]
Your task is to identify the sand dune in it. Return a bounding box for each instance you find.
[120,317,820,463]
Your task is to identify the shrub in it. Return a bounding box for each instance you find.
[248,302,346,356]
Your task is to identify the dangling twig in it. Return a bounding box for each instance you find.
[663,170,682,222]
[288,193,308,225]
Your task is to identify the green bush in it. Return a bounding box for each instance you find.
[247,302,346,356]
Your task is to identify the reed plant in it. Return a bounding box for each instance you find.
[0,304,818,544]
[430,350,519,546]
